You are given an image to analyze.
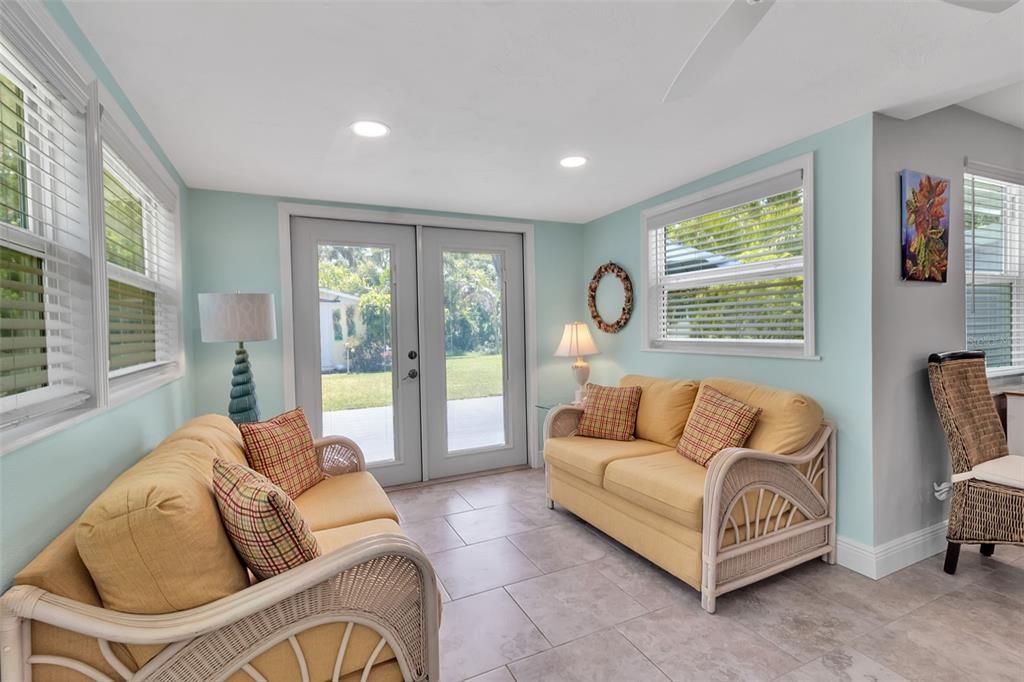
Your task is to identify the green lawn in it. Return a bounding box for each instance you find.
[321,353,503,411]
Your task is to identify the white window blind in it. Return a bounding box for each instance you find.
[0,33,94,426]
[644,155,814,357]
[101,143,181,379]
[965,167,1024,375]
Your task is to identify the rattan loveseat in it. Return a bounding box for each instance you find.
[544,375,836,613]
[0,415,440,681]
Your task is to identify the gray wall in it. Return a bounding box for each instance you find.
[871,107,1024,545]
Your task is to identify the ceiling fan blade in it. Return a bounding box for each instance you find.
[663,0,776,103]
[939,0,1020,12]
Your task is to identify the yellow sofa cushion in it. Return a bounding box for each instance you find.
[314,518,404,553]
[619,374,700,447]
[544,436,673,487]
[76,419,251,615]
[702,377,823,454]
[160,414,248,465]
[294,472,399,531]
[603,452,708,531]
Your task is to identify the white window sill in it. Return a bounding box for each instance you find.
[644,340,819,360]
[1,363,184,456]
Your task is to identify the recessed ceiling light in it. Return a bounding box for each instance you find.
[351,120,390,138]
[560,156,587,168]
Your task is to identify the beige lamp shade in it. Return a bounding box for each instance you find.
[554,321,599,358]
[198,293,277,342]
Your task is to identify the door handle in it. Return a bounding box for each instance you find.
[404,368,419,380]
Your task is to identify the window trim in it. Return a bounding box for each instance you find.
[1,2,183,453]
[964,160,1024,379]
[641,153,816,359]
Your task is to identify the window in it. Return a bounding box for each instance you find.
[965,166,1024,376]
[0,7,182,449]
[644,154,814,357]
[102,146,180,378]
[0,30,94,427]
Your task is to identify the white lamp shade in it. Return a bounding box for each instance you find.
[198,293,277,343]
[554,321,599,357]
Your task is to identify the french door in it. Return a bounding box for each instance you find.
[290,217,528,486]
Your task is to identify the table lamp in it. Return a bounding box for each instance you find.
[554,321,599,404]
[198,293,277,424]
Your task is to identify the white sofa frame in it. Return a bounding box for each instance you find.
[0,437,442,682]
[543,405,837,613]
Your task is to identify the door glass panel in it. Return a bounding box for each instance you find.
[318,244,396,464]
[443,250,506,452]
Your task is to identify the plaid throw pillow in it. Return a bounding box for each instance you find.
[577,383,643,441]
[240,408,323,498]
[212,459,320,580]
[677,386,761,466]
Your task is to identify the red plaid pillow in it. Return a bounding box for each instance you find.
[239,408,323,498]
[212,459,320,580]
[677,386,761,466]
[577,384,643,441]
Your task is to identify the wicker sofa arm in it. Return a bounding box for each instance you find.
[316,435,367,475]
[699,423,836,612]
[1,534,440,681]
[543,404,584,440]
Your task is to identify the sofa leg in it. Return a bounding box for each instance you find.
[980,543,995,557]
[546,497,554,510]
[701,590,716,614]
[943,542,961,574]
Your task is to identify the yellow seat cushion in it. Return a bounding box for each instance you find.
[76,423,251,615]
[544,436,673,487]
[702,377,824,454]
[603,452,708,531]
[294,472,398,532]
[314,518,404,553]
[619,374,700,447]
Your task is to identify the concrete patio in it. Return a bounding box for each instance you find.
[322,395,505,463]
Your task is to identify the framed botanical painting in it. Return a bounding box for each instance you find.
[900,170,950,282]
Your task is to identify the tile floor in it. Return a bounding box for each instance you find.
[388,468,1024,682]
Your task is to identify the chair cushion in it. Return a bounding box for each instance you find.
[545,436,672,487]
[76,432,251,614]
[701,377,823,454]
[577,383,643,441]
[240,407,324,498]
[676,385,761,466]
[294,471,399,531]
[970,454,1024,489]
[314,518,404,553]
[213,459,320,580]
[603,452,708,531]
[619,375,700,447]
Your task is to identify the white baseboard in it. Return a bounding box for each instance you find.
[836,521,947,579]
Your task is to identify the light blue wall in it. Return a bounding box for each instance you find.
[580,115,876,543]
[0,4,193,588]
[186,190,584,423]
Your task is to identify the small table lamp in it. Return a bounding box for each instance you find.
[554,321,599,405]
[198,293,277,424]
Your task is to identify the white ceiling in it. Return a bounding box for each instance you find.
[959,82,1024,130]
[66,0,1024,224]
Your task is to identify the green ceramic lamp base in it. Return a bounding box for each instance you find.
[228,341,261,424]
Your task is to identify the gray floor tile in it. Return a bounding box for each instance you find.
[464,666,515,682]
[431,537,541,599]
[617,603,800,681]
[439,588,549,681]
[446,505,538,544]
[775,647,908,682]
[390,484,472,522]
[403,516,465,553]
[508,522,616,573]
[506,563,648,645]
[509,628,670,682]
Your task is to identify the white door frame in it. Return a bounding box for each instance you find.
[277,201,541,473]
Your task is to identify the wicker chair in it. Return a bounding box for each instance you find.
[927,351,1024,574]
